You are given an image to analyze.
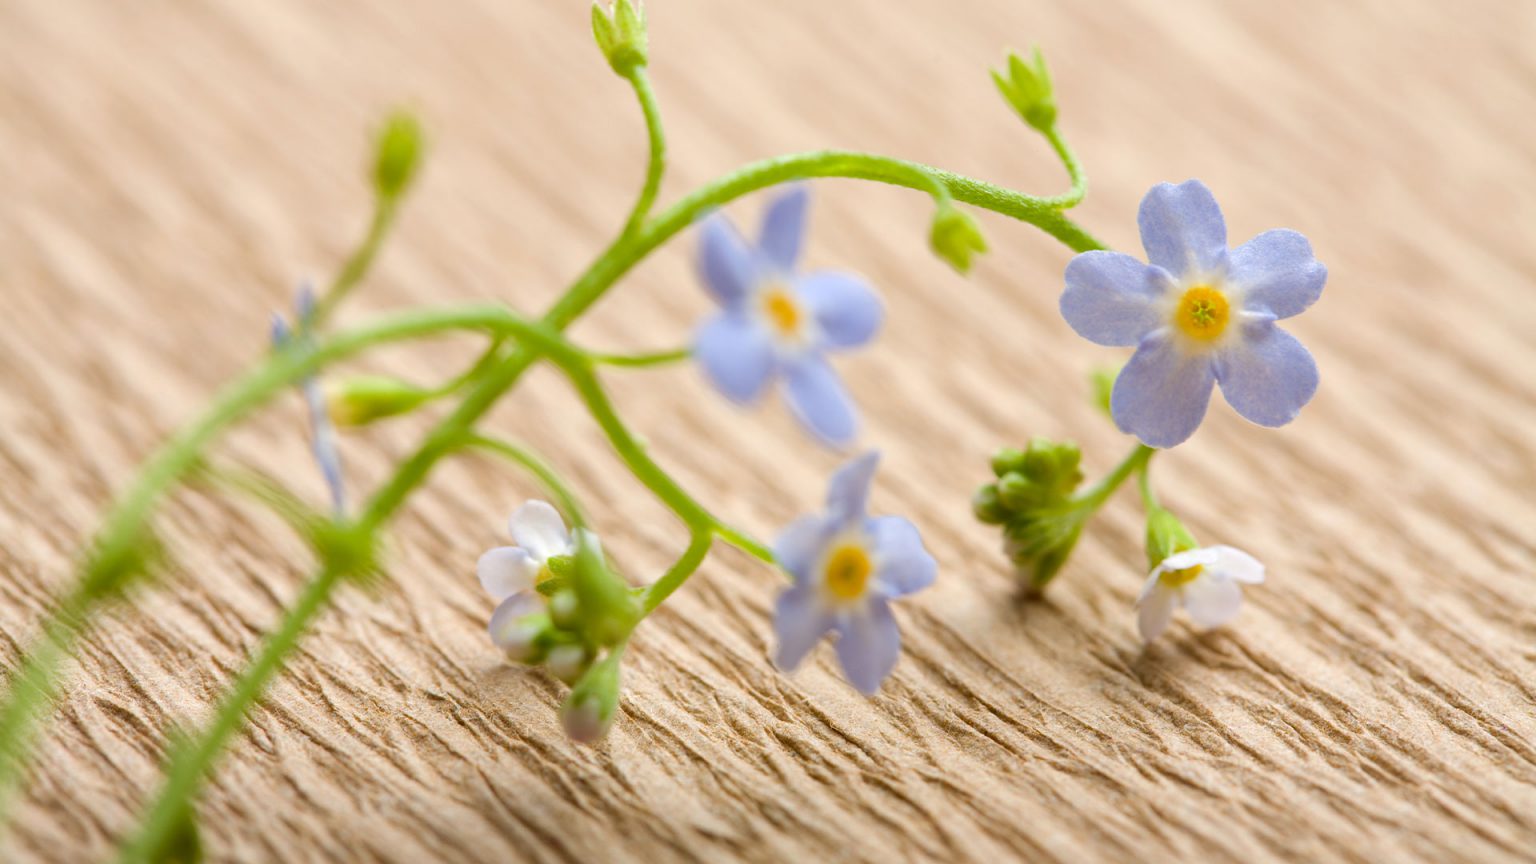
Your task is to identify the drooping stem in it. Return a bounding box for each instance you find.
[463,434,589,528]
[620,66,667,237]
[312,196,398,326]
[641,530,714,614]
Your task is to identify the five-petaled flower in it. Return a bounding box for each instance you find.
[773,452,936,694]
[694,186,884,448]
[1061,180,1326,448]
[1136,545,1265,642]
[477,500,576,660]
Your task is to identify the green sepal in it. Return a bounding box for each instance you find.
[929,203,989,274]
[1145,506,1199,571]
[992,47,1057,132]
[591,0,648,75]
[569,530,638,647]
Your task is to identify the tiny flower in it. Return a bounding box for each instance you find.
[271,283,346,515]
[1136,545,1265,642]
[694,186,884,448]
[772,452,936,694]
[477,500,575,659]
[1061,180,1326,448]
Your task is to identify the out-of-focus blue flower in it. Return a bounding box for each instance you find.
[694,186,884,448]
[772,452,935,694]
[1060,180,1326,448]
[272,283,346,515]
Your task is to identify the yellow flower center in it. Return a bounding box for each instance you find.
[1173,285,1230,342]
[1158,563,1204,588]
[535,564,556,587]
[823,544,873,601]
[761,284,803,336]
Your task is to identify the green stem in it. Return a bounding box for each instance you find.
[118,565,345,864]
[463,434,589,528]
[1041,125,1088,209]
[641,531,713,614]
[1136,457,1160,512]
[311,196,398,326]
[1077,444,1155,511]
[588,347,691,369]
[0,303,508,824]
[620,67,667,237]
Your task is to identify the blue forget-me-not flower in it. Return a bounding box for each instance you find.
[773,452,936,694]
[694,186,884,448]
[1060,180,1326,448]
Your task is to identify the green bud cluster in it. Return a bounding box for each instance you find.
[991,48,1056,132]
[591,0,648,75]
[930,203,989,274]
[973,438,1087,588]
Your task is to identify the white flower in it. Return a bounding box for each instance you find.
[476,500,575,659]
[1136,545,1264,642]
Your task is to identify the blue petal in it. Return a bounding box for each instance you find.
[798,271,883,349]
[695,315,775,403]
[774,515,831,583]
[1111,331,1217,448]
[774,584,832,672]
[833,599,901,695]
[1214,319,1319,428]
[1229,229,1326,320]
[1137,180,1228,279]
[783,356,858,447]
[824,451,880,528]
[759,185,810,272]
[1061,251,1173,347]
[699,214,759,308]
[869,516,936,597]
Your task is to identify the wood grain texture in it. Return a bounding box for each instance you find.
[2,0,1534,861]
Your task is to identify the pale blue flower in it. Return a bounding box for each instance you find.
[1061,180,1326,448]
[772,452,936,694]
[694,186,884,448]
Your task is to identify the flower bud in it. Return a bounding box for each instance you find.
[971,484,1006,525]
[561,654,621,743]
[991,48,1056,132]
[326,375,434,427]
[373,112,424,200]
[545,644,592,685]
[990,446,1027,478]
[1145,507,1199,571]
[591,0,648,75]
[930,203,988,274]
[569,529,638,647]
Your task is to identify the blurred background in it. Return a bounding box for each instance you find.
[0,1,1532,861]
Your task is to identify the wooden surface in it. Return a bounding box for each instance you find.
[2,1,1534,861]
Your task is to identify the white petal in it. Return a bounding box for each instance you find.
[477,546,541,601]
[487,593,544,660]
[1157,547,1219,574]
[1137,584,1177,642]
[1208,545,1265,584]
[508,500,570,560]
[1182,575,1245,629]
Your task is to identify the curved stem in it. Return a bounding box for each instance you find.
[620,67,667,237]
[1136,457,1160,512]
[641,530,713,614]
[311,196,398,326]
[463,434,589,528]
[1041,125,1088,210]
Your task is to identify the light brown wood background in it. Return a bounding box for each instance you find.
[1,0,1533,861]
